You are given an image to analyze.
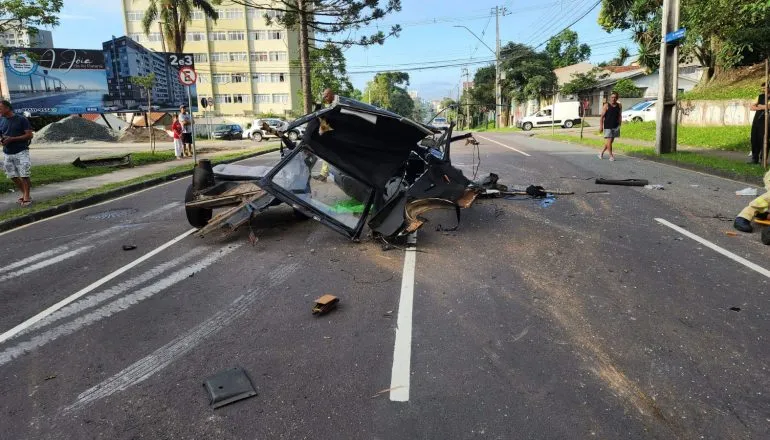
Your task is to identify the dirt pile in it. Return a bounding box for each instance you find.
[119,126,172,143]
[33,115,116,143]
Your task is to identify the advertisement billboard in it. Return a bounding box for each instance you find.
[1,37,198,115]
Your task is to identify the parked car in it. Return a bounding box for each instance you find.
[517,102,582,131]
[622,100,657,123]
[138,104,160,111]
[243,118,287,141]
[212,124,243,140]
[431,117,450,129]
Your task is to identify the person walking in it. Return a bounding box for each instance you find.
[171,114,184,160]
[0,100,34,206]
[179,105,193,157]
[599,91,622,161]
[749,82,767,164]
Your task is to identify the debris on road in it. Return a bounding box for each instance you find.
[725,231,739,237]
[34,115,116,144]
[203,367,257,409]
[122,244,137,251]
[595,178,649,187]
[312,295,339,315]
[476,173,508,191]
[644,184,665,190]
[730,307,741,312]
[735,188,759,196]
[370,386,404,398]
[73,154,132,169]
[586,190,610,194]
[539,197,556,208]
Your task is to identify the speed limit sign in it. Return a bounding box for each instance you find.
[178,66,197,86]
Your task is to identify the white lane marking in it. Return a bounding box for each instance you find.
[390,233,417,402]
[0,245,240,366]
[64,262,299,413]
[656,218,770,279]
[18,247,207,336]
[139,201,182,219]
[0,246,70,274]
[476,135,532,157]
[0,228,197,345]
[0,246,93,282]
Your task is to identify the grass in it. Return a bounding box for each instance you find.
[619,122,751,151]
[680,63,764,100]
[0,145,279,223]
[471,124,522,133]
[541,133,766,179]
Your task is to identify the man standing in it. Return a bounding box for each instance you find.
[179,105,192,157]
[599,91,622,161]
[0,100,34,206]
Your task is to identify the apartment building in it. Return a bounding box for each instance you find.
[121,1,301,117]
[0,29,54,48]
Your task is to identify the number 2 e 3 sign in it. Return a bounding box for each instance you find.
[166,53,195,69]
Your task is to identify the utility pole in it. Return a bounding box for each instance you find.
[462,67,470,130]
[655,0,681,154]
[495,5,501,128]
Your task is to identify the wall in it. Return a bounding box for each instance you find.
[678,99,756,126]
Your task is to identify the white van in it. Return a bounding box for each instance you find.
[517,102,582,131]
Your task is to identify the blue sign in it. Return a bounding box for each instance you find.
[665,28,686,45]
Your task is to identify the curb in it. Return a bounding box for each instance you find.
[0,147,280,234]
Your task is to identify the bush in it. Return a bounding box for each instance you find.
[613,79,643,98]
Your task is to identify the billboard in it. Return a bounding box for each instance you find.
[1,37,198,115]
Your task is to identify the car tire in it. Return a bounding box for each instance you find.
[522,122,533,131]
[184,184,212,229]
[633,117,643,122]
[252,132,263,142]
[563,120,574,128]
[288,131,299,141]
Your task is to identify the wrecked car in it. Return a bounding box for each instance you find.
[183,97,480,240]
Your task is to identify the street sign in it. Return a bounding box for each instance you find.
[178,66,197,86]
[665,28,686,45]
[200,97,208,109]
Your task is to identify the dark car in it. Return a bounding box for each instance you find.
[212,124,243,140]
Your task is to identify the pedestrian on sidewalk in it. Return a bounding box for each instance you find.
[749,82,767,164]
[171,114,184,159]
[179,105,192,157]
[0,100,34,206]
[733,168,770,232]
[599,91,622,161]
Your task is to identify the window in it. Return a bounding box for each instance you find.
[214,94,232,104]
[228,31,245,40]
[270,73,286,83]
[194,53,208,63]
[269,51,287,62]
[217,8,244,20]
[186,32,206,42]
[213,74,231,84]
[233,94,250,104]
[272,94,289,104]
[229,52,247,62]
[252,73,270,82]
[269,30,283,40]
[126,11,143,21]
[210,52,228,62]
[231,73,248,83]
[254,94,271,103]
[127,33,143,42]
[209,31,227,41]
[250,51,268,62]
[250,30,268,40]
[191,9,205,20]
[146,33,162,42]
[197,73,209,84]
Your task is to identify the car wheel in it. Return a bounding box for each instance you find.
[522,122,533,131]
[563,120,574,129]
[633,117,643,122]
[288,131,298,141]
[252,132,263,142]
[184,184,212,229]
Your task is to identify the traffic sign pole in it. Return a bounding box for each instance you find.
[188,86,196,163]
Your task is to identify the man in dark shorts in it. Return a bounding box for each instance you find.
[0,100,34,206]
[179,105,193,157]
[599,91,622,161]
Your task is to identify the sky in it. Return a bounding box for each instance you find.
[50,0,634,101]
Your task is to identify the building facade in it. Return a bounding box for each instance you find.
[121,1,301,117]
[0,29,53,48]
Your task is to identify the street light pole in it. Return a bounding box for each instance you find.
[495,6,501,128]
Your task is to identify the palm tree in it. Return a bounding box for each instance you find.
[616,46,631,66]
[141,0,220,53]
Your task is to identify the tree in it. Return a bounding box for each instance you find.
[469,65,495,124]
[233,0,402,114]
[130,73,157,153]
[141,0,220,54]
[545,29,591,68]
[612,78,643,98]
[301,43,356,102]
[498,42,558,126]
[363,71,409,109]
[0,0,62,43]
[614,46,631,65]
[560,68,609,138]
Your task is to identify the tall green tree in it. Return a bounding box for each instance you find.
[614,46,631,65]
[0,0,63,44]
[545,29,591,68]
[500,43,558,105]
[363,71,410,110]
[561,68,608,138]
[302,43,356,102]
[140,0,220,53]
[233,0,402,113]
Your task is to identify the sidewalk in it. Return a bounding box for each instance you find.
[0,146,279,215]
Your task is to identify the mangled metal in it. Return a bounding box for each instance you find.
[183,97,481,240]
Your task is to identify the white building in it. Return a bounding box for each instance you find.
[0,29,53,48]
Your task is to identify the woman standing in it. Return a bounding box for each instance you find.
[171,114,184,160]
[749,83,768,164]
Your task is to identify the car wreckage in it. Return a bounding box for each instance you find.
[184,97,480,240]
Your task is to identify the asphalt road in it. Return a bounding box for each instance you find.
[1,135,769,440]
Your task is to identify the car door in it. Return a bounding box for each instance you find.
[643,102,656,122]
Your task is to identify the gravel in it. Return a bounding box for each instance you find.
[33,115,117,144]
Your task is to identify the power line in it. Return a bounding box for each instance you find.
[533,0,602,49]
[524,0,591,46]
